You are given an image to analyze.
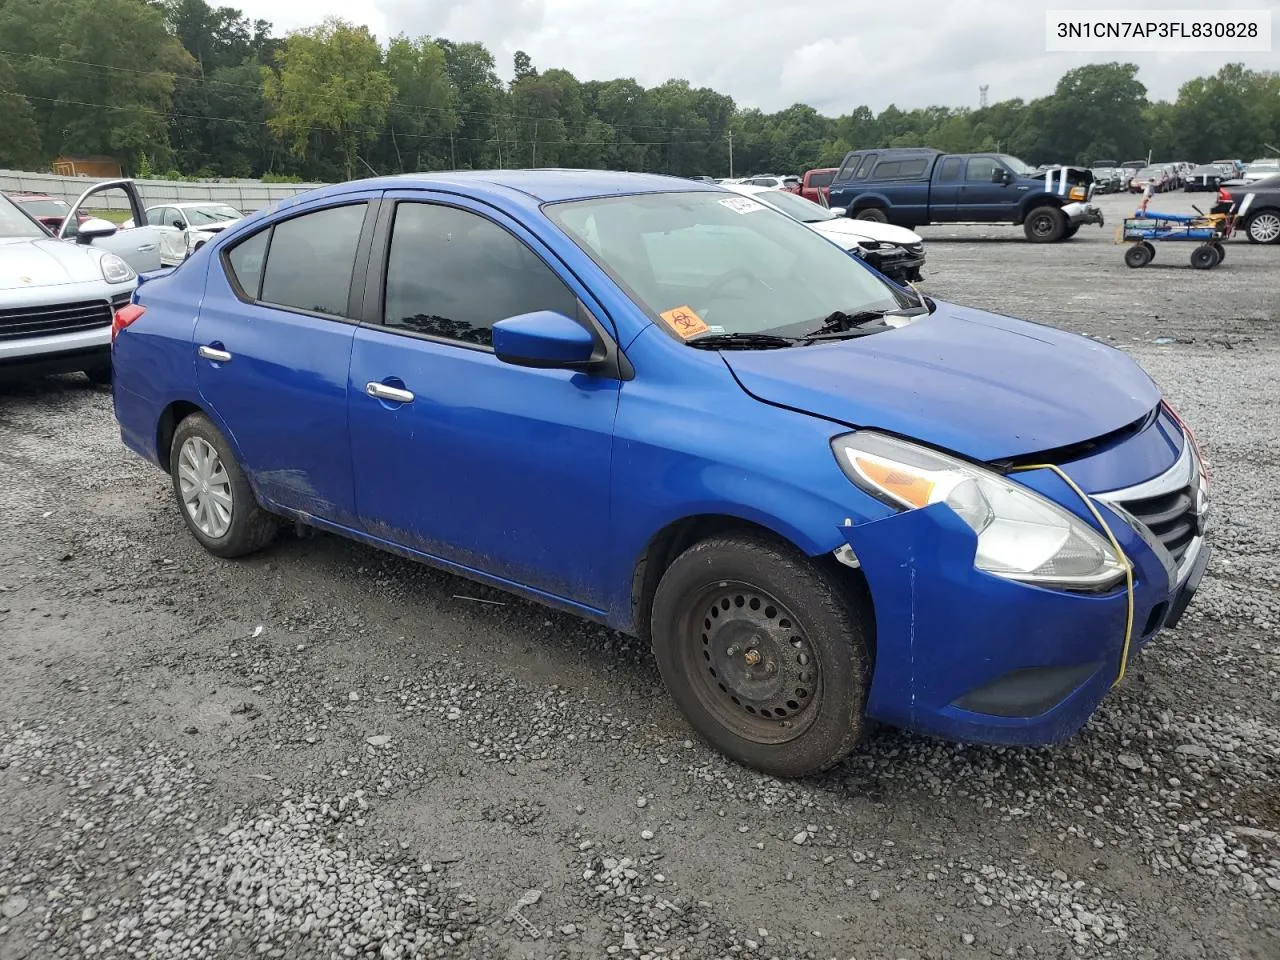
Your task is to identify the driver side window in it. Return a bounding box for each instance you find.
[965,157,1000,182]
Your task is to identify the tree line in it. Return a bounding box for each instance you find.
[1,0,1278,182]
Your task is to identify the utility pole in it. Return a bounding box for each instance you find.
[531,119,538,168]
[450,132,456,170]
[979,85,989,109]
[727,129,734,179]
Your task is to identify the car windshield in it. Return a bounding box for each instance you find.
[183,204,242,225]
[751,189,837,223]
[546,190,908,341]
[0,194,48,239]
[998,155,1036,175]
[1137,167,1162,178]
[16,198,69,218]
[1247,160,1280,173]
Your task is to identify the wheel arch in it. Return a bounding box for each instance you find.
[1016,193,1064,223]
[629,513,874,650]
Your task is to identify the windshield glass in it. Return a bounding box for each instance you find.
[15,198,69,218]
[998,155,1036,175]
[1137,167,1162,178]
[546,191,907,340]
[183,204,242,225]
[0,194,48,239]
[751,189,837,223]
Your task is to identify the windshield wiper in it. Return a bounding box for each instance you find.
[799,306,931,343]
[687,332,797,350]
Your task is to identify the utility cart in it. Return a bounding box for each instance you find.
[1119,205,1236,269]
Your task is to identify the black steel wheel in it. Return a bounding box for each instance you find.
[1124,244,1152,268]
[1023,205,1067,242]
[1212,242,1225,262]
[651,534,870,777]
[1190,245,1218,269]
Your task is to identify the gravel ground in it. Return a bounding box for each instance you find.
[1,195,1277,960]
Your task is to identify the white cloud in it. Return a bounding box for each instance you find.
[236,0,1280,113]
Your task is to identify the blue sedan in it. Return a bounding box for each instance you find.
[110,171,1210,777]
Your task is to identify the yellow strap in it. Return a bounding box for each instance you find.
[1011,464,1136,687]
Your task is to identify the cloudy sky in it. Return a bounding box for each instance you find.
[233,0,1278,114]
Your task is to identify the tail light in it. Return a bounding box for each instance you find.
[111,303,145,342]
[1217,187,1232,203]
[1161,399,1209,484]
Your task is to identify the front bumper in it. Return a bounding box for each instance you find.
[842,447,1207,746]
[1064,201,1105,227]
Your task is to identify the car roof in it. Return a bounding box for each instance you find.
[283,169,716,208]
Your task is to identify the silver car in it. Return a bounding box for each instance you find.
[0,191,141,383]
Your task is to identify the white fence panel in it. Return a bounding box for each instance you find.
[0,169,328,214]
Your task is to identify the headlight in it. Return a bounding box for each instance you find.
[832,432,1125,590]
[100,253,136,284]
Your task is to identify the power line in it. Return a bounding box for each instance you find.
[0,48,728,139]
[16,92,705,149]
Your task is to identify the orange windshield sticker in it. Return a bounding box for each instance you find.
[659,305,710,340]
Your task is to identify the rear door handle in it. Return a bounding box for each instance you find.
[198,345,232,362]
[366,382,414,404]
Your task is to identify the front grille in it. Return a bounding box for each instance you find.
[1117,484,1198,565]
[0,298,112,342]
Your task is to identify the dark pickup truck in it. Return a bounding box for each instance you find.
[827,148,1104,242]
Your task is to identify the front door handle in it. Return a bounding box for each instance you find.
[366,381,415,404]
[198,344,232,362]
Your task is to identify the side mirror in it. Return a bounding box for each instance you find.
[121,218,135,229]
[75,217,118,243]
[491,311,598,370]
[172,219,186,230]
[829,206,847,217]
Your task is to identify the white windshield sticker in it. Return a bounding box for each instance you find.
[718,196,766,215]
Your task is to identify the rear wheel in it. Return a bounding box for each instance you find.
[650,534,870,777]
[170,413,278,558]
[1190,245,1218,270]
[853,207,888,223]
[1124,244,1152,268]
[1024,205,1067,243]
[1211,242,1226,263]
[83,363,112,385]
[1245,211,1280,244]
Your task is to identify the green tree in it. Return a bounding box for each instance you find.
[0,58,41,168]
[263,17,394,180]
[1171,64,1279,161]
[379,35,458,172]
[0,0,191,169]
[1038,62,1148,163]
[437,40,505,168]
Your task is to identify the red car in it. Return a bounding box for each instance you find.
[6,193,84,233]
[784,168,838,205]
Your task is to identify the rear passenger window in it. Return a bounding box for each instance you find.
[259,204,367,317]
[226,229,269,299]
[938,158,963,182]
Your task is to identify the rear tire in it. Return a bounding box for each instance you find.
[1124,244,1152,268]
[1244,210,1280,244]
[84,364,112,385]
[853,208,888,223]
[1024,205,1067,243]
[170,413,278,558]
[1190,245,1218,270]
[650,534,870,778]
[1212,242,1225,262]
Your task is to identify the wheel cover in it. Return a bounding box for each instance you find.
[1031,213,1055,236]
[681,582,821,745]
[1250,213,1280,242]
[178,436,233,538]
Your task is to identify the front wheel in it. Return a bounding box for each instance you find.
[650,534,870,777]
[170,413,279,558]
[83,363,112,385]
[1024,205,1067,242]
[1190,245,1219,270]
[1063,223,1080,239]
[1124,244,1152,268]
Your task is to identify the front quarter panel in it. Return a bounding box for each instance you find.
[604,326,896,630]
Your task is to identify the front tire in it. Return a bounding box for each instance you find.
[650,534,870,777]
[170,413,278,558]
[1024,205,1067,242]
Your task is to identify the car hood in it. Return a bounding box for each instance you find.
[722,301,1160,462]
[810,218,922,248]
[189,218,241,236]
[0,237,106,290]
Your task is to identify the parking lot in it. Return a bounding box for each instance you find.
[1,195,1276,960]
